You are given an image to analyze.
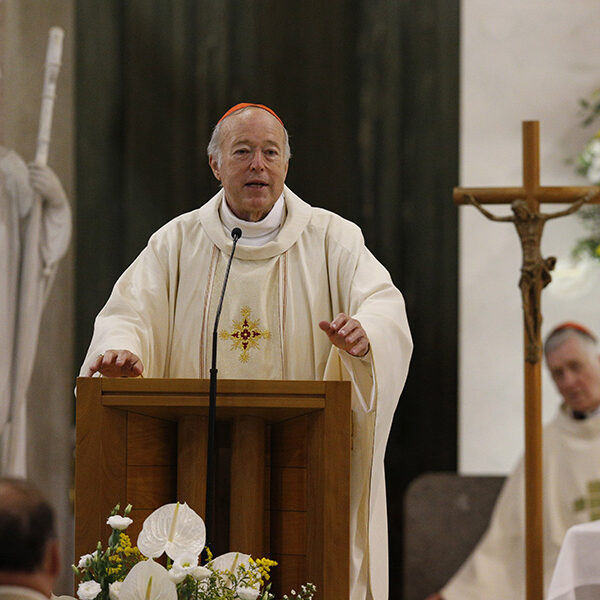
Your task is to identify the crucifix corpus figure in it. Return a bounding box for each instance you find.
[454,120,600,600]
[466,194,592,363]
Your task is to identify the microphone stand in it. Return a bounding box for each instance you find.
[205,227,241,555]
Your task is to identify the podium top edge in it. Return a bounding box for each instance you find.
[76,377,351,395]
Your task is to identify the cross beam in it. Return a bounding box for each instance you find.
[453,121,600,600]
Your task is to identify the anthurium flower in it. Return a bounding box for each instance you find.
[107,515,133,530]
[137,503,205,561]
[208,552,259,597]
[109,581,122,600]
[208,551,252,573]
[77,580,102,600]
[236,586,260,600]
[118,560,176,600]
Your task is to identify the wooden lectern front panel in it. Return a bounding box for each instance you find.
[126,413,177,543]
[269,414,313,597]
[75,378,350,599]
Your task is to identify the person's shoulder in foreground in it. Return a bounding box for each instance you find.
[0,478,60,599]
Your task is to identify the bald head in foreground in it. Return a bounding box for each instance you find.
[80,102,412,599]
[0,479,60,600]
[427,322,600,600]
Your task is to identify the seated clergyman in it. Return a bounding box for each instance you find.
[426,322,600,600]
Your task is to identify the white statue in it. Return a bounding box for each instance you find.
[0,148,71,475]
[0,25,69,476]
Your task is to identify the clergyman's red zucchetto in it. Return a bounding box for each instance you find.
[217,103,284,126]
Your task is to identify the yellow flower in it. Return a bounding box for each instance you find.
[252,556,277,585]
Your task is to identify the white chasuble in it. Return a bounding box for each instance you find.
[81,186,413,600]
[442,408,600,600]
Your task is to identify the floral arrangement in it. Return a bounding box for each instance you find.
[72,503,315,600]
[572,89,600,260]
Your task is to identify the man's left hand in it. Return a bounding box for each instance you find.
[319,313,370,357]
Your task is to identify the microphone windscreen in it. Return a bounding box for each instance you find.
[231,227,242,241]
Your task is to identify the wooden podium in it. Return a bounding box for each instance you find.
[75,378,351,598]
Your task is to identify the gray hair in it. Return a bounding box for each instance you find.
[207,106,291,167]
[544,324,598,358]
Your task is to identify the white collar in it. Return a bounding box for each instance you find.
[220,194,285,246]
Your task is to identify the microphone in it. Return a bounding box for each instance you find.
[205,227,242,553]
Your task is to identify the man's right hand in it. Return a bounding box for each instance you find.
[86,350,144,377]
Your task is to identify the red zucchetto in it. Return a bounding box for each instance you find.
[549,322,597,343]
[217,103,284,126]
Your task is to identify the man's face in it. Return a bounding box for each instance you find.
[209,107,289,222]
[546,336,600,413]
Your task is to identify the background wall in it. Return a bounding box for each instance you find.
[0,0,75,592]
[460,0,600,474]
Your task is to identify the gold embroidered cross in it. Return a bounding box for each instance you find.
[219,306,271,363]
[573,480,600,521]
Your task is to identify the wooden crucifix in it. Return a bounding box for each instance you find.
[454,121,600,600]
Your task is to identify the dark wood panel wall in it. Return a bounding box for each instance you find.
[76,1,459,592]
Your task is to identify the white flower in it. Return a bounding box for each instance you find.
[77,581,102,600]
[547,255,599,299]
[107,515,134,530]
[191,565,211,580]
[167,553,197,584]
[109,581,122,600]
[77,551,97,569]
[166,553,211,583]
[237,586,259,600]
[587,155,600,184]
[137,502,205,561]
[119,560,177,600]
[166,570,185,585]
[589,138,600,157]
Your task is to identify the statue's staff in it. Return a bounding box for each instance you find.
[11,26,65,413]
[35,26,64,166]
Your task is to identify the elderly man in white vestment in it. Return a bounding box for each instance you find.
[0,148,71,476]
[80,102,413,600]
[426,322,600,600]
[0,478,60,600]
